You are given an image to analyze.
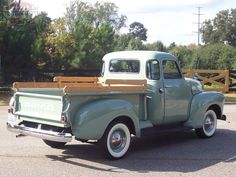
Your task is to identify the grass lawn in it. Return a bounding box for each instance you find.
[224,93,236,102]
[0,93,11,106]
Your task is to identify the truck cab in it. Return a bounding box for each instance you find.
[102,51,197,125]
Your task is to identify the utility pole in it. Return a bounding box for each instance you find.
[194,7,204,46]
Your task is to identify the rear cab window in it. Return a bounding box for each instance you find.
[109,59,140,73]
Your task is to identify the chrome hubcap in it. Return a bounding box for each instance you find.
[110,129,126,153]
[204,115,215,134]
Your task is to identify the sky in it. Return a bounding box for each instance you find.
[21,0,236,46]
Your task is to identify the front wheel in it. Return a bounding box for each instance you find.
[43,140,67,149]
[195,109,217,138]
[101,121,131,160]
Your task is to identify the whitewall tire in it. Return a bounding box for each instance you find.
[195,109,217,138]
[102,121,131,159]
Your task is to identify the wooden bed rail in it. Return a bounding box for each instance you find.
[105,79,147,86]
[13,77,147,93]
[13,77,99,90]
[53,76,98,83]
[64,79,147,93]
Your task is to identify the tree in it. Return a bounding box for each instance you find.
[145,41,167,52]
[127,37,145,50]
[0,0,13,57]
[0,0,12,82]
[113,33,132,51]
[170,45,196,69]
[65,0,127,33]
[201,8,236,46]
[44,18,76,69]
[0,1,52,82]
[73,21,115,69]
[93,1,127,31]
[168,42,176,50]
[31,12,51,69]
[2,1,36,81]
[129,22,147,41]
[63,0,126,69]
[193,44,236,70]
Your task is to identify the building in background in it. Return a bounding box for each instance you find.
[20,1,38,15]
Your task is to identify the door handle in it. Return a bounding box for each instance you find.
[159,88,164,93]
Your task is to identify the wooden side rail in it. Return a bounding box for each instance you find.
[13,77,99,90]
[13,82,59,90]
[13,77,147,93]
[53,76,98,88]
[13,82,99,90]
[53,77,98,83]
[105,79,147,86]
[64,79,147,93]
[64,86,146,93]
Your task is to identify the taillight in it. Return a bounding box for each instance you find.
[8,108,13,114]
[61,114,70,127]
[61,115,66,123]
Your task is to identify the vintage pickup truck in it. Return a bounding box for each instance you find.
[7,51,226,159]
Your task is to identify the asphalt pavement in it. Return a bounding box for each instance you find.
[0,105,235,177]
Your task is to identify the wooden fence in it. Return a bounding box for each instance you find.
[229,70,236,91]
[182,69,230,92]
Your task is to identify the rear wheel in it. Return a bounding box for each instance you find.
[43,140,67,148]
[101,121,131,160]
[195,109,217,138]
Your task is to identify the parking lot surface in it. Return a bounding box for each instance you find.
[0,105,235,177]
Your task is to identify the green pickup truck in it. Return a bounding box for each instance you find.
[7,51,226,159]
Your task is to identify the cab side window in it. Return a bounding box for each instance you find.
[147,60,160,80]
[162,60,182,79]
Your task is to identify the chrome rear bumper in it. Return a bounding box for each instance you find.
[7,123,72,143]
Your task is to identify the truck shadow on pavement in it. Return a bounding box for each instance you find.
[46,129,236,173]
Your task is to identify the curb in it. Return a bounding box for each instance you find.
[224,102,236,105]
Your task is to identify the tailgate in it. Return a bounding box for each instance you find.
[14,92,64,127]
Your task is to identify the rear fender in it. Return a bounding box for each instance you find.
[184,91,224,128]
[71,99,140,140]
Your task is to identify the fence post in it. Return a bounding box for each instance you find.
[225,70,229,93]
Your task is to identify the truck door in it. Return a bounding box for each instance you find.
[146,60,165,124]
[162,60,192,123]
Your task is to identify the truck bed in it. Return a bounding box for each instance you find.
[12,77,147,128]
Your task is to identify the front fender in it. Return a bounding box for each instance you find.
[184,91,224,128]
[71,99,140,140]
